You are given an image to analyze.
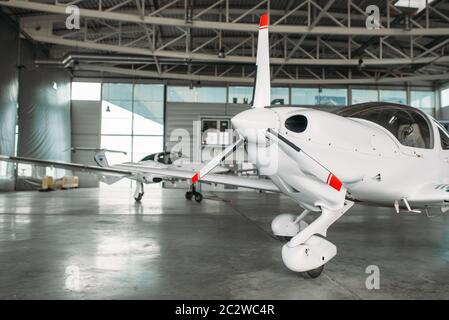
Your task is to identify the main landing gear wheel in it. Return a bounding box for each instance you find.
[185,185,203,202]
[194,192,203,202]
[134,183,144,202]
[134,193,144,202]
[276,236,292,243]
[300,265,324,279]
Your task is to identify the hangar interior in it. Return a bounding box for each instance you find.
[0,0,449,299]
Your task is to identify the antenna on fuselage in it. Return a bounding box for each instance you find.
[251,13,271,109]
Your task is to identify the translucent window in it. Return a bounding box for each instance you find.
[319,88,347,106]
[228,87,253,104]
[71,82,101,101]
[379,90,406,104]
[292,88,347,106]
[352,89,378,104]
[101,83,165,165]
[411,91,434,116]
[291,88,319,105]
[133,84,164,135]
[132,136,164,162]
[271,87,289,105]
[100,135,132,164]
[101,100,133,135]
[167,86,226,103]
[441,87,449,107]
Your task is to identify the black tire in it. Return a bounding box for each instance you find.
[185,191,193,200]
[300,264,324,279]
[134,193,143,202]
[276,235,292,243]
[194,192,203,202]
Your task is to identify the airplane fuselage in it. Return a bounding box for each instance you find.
[232,106,449,210]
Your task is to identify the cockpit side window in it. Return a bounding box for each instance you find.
[339,105,432,149]
[438,128,449,150]
[435,121,449,150]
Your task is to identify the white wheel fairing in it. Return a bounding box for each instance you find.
[271,214,301,237]
[281,235,337,272]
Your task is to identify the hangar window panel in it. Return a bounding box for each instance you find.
[379,90,406,104]
[100,135,132,164]
[271,87,289,105]
[71,82,101,101]
[102,83,133,101]
[101,100,133,135]
[133,101,164,135]
[411,91,434,116]
[167,86,226,103]
[291,88,319,105]
[229,86,253,104]
[319,88,347,106]
[133,84,164,135]
[441,87,449,107]
[351,89,378,104]
[134,84,164,102]
[132,136,164,162]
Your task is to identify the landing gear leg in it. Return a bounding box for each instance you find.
[185,185,203,202]
[281,201,354,278]
[134,182,144,202]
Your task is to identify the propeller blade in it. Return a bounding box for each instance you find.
[191,138,245,184]
[266,129,343,192]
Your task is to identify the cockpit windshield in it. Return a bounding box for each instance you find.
[336,102,433,149]
[140,152,183,164]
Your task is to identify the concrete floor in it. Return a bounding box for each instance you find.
[0,185,449,299]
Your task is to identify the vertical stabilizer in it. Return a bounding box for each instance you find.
[252,14,271,108]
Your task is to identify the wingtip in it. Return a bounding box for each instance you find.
[259,13,268,29]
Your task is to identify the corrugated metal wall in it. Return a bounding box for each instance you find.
[165,102,250,158]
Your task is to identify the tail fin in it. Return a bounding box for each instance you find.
[252,13,271,108]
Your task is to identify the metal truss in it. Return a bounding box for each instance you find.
[2,0,449,85]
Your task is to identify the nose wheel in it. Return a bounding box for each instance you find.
[300,265,324,279]
[185,185,203,202]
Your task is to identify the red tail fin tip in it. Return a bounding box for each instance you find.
[259,14,268,29]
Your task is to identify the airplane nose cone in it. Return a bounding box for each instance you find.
[231,108,279,142]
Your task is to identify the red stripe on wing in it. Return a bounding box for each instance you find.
[191,172,200,184]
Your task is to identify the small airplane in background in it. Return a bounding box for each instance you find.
[1,14,448,278]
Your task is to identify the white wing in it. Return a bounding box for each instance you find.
[0,155,280,193]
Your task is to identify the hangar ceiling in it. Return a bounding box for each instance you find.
[2,0,449,85]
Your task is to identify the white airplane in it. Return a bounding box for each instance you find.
[1,14,449,278]
[3,148,228,203]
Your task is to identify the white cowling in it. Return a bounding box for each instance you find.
[281,235,337,272]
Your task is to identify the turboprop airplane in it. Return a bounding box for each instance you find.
[1,14,449,278]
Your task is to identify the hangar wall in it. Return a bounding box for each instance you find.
[0,17,19,191]
[165,102,249,158]
[15,33,72,190]
[71,101,101,188]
